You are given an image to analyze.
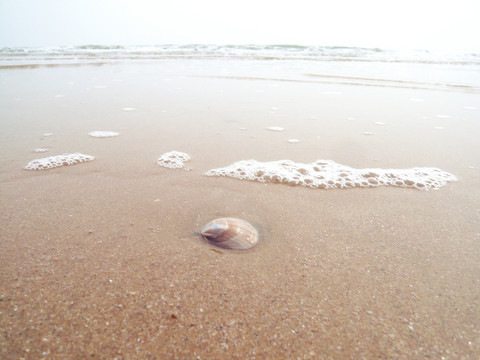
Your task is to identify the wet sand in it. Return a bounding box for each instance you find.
[1,60,480,358]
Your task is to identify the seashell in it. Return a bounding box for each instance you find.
[200,218,259,250]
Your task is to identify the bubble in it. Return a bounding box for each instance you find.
[204,159,457,191]
[25,153,95,170]
[157,151,191,169]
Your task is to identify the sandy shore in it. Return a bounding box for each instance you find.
[1,60,479,358]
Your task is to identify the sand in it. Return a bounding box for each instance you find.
[1,60,480,359]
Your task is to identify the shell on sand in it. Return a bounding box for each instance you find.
[200,218,259,250]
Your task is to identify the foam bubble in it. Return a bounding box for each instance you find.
[88,131,120,138]
[287,139,300,143]
[33,148,48,153]
[42,133,53,137]
[122,107,135,111]
[157,151,191,169]
[205,159,457,191]
[25,153,95,170]
[266,127,284,131]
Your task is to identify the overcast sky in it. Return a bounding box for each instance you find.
[0,0,479,53]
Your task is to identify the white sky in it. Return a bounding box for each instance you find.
[0,0,479,53]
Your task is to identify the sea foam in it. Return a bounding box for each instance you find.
[205,159,457,190]
[25,153,95,170]
[88,131,120,138]
[157,151,191,169]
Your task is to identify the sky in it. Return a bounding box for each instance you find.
[0,0,479,53]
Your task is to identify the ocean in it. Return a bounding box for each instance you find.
[2,44,480,64]
[2,44,479,94]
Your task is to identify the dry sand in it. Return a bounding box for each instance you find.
[1,61,479,359]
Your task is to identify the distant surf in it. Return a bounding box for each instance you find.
[1,44,479,67]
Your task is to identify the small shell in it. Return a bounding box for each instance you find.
[200,218,259,250]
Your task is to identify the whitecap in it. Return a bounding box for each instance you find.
[205,159,457,191]
[287,139,300,143]
[266,127,284,131]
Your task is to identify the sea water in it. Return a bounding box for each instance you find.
[3,44,479,189]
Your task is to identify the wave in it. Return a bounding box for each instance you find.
[1,44,479,66]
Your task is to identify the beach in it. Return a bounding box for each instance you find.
[1,49,480,358]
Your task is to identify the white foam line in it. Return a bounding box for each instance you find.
[205,159,457,191]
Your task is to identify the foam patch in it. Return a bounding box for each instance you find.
[205,159,457,190]
[25,153,95,170]
[33,148,48,153]
[157,151,191,169]
[88,131,120,138]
